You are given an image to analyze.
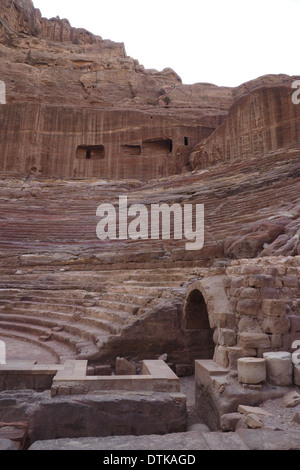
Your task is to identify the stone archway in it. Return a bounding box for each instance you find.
[184,289,211,330]
[182,275,229,361]
[183,288,214,360]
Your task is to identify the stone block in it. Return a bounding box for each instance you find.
[237,405,272,417]
[195,359,229,390]
[225,312,236,330]
[292,412,300,424]
[228,297,238,312]
[0,390,188,441]
[238,332,270,349]
[239,287,260,299]
[278,287,293,300]
[282,391,300,408]
[244,413,264,429]
[227,346,243,369]
[289,315,300,332]
[0,422,29,450]
[195,360,229,377]
[210,312,226,328]
[282,276,298,287]
[175,364,194,377]
[230,277,243,288]
[294,365,300,386]
[261,299,286,317]
[237,357,266,384]
[238,316,257,331]
[116,357,136,376]
[33,374,54,391]
[94,364,112,376]
[213,328,219,345]
[216,328,236,346]
[71,386,85,395]
[240,265,261,275]
[260,287,278,299]
[220,412,242,432]
[248,275,274,288]
[57,386,71,396]
[236,299,261,316]
[235,417,248,430]
[230,287,241,297]
[261,317,290,334]
[270,334,282,349]
[213,346,228,368]
[263,351,293,386]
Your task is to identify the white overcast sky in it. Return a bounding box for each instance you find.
[32,0,300,87]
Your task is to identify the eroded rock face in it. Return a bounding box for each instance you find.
[1,1,299,185]
[0,0,233,118]
[0,104,207,180]
[0,0,237,180]
[0,0,104,45]
[189,81,300,170]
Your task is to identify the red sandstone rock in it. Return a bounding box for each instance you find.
[0,421,29,450]
[189,82,300,170]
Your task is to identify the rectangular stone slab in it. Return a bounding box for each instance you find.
[195,359,229,376]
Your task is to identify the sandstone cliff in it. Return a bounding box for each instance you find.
[0,0,233,128]
[189,79,300,170]
[0,0,106,44]
[0,1,299,183]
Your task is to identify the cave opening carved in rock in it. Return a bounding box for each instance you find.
[183,289,214,359]
[76,145,105,160]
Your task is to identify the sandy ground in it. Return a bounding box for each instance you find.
[260,394,300,431]
[3,337,57,363]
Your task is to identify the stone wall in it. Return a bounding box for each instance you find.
[223,257,300,368]
[185,256,300,370]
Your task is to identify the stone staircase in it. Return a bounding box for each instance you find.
[1,148,300,365]
[0,269,192,364]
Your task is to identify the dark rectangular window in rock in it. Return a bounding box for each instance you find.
[76,145,105,160]
[184,137,189,146]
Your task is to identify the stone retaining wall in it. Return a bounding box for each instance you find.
[186,256,300,371]
[0,359,180,396]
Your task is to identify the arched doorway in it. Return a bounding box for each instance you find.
[183,288,214,360]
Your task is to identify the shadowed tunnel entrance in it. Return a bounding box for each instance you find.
[183,289,214,360]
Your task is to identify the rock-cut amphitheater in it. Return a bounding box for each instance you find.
[0,0,300,452]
